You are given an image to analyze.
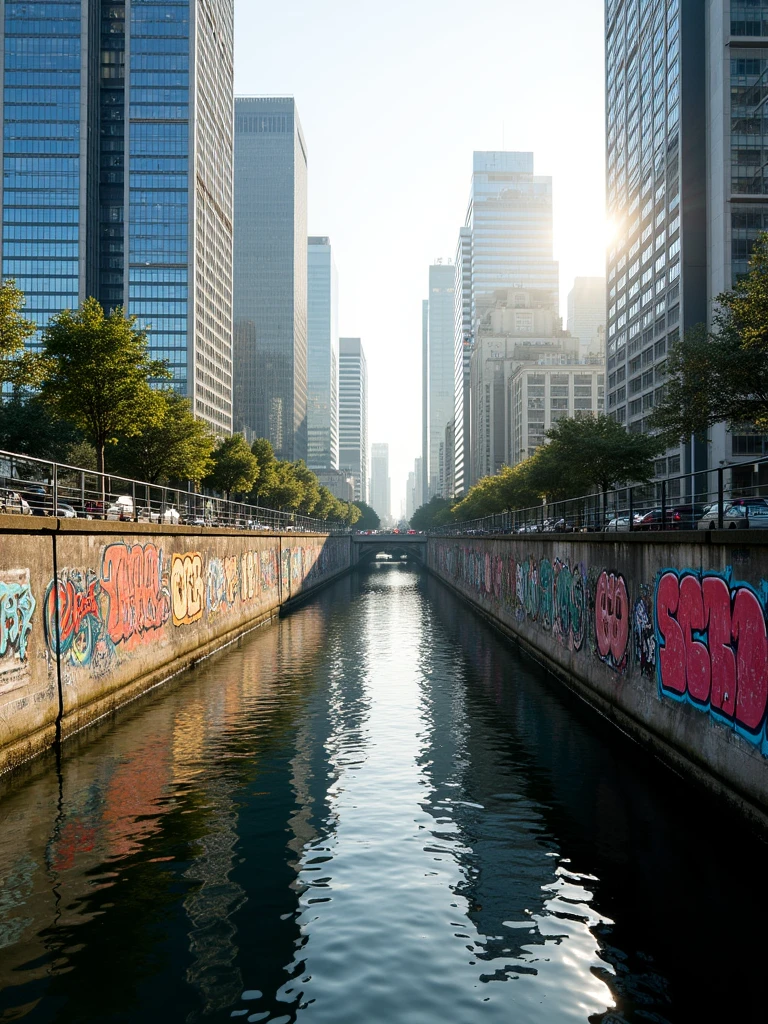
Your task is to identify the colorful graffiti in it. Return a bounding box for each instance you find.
[171,552,204,626]
[44,568,112,671]
[100,543,170,644]
[594,571,630,673]
[655,569,768,751]
[206,556,239,615]
[632,586,656,678]
[0,568,36,670]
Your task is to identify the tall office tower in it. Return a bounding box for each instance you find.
[406,470,416,521]
[307,237,339,472]
[707,3,768,481]
[233,96,308,460]
[370,443,391,523]
[414,456,424,513]
[0,0,235,433]
[339,338,368,503]
[421,299,429,505]
[453,226,473,496]
[567,278,606,358]
[422,262,456,500]
[459,152,560,479]
[605,0,702,491]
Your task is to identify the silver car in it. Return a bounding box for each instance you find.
[698,498,768,529]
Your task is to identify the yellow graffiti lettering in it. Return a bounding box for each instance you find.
[171,552,204,626]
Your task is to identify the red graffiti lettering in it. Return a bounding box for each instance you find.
[100,543,170,644]
[55,578,99,644]
[595,572,629,669]
[656,572,768,737]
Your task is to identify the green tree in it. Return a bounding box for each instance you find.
[39,298,170,475]
[651,233,768,440]
[0,392,84,461]
[261,460,305,511]
[314,486,338,521]
[204,433,259,501]
[249,437,278,503]
[451,463,540,520]
[292,460,321,515]
[110,390,215,484]
[532,414,660,497]
[410,495,454,531]
[0,280,37,389]
[354,501,381,531]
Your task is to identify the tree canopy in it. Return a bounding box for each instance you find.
[204,433,259,501]
[354,501,381,531]
[410,495,455,531]
[652,232,768,440]
[38,298,170,475]
[110,390,216,484]
[0,280,37,389]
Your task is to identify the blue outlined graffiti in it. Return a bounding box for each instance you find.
[655,567,768,755]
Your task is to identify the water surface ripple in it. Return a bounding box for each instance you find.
[0,566,765,1022]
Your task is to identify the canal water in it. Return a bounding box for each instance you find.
[0,565,765,1023]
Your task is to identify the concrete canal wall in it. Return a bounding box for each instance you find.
[429,532,768,829]
[0,517,350,774]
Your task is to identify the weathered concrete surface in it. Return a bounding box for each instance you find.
[429,531,768,830]
[0,517,350,774]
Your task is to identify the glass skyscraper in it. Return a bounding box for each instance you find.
[369,442,390,523]
[338,338,368,504]
[0,0,234,433]
[453,226,473,496]
[605,0,700,487]
[423,262,456,501]
[307,236,339,472]
[233,96,308,461]
[454,152,560,486]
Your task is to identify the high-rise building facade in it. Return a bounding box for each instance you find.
[233,96,308,460]
[453,226,473,496]
[456,152,560,485]
[370,443,391,523]
[604,0,704,491]
[338,338,368,503]
[567,278,606,358]
[707,2,768,481]
[0,0,235,432]
[307,237,339,472]
[423,262,456,500]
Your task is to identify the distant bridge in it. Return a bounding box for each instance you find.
[350,533,427,566]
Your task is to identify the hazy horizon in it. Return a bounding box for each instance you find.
[234,0,606,514]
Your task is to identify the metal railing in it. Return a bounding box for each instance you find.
[434,454,768,537]
[0,449,349,534]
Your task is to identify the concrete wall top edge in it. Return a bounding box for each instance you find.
[0,515,334,540]
[434,530,768,547]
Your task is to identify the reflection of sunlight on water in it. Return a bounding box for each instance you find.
[282,567,617,1022]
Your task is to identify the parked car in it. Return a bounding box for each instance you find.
[18,483,49,516]
[106,495,135,521]
[698,497,768,529]
[603,514,640,532]
[635,504,707,531]
[0,489,31,515]
[56,502,77,519]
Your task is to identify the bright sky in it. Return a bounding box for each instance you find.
[234,0,607,515]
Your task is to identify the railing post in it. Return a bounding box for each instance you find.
[661,479,667,530]
[80,470,85,516]
[628,486,634,532]
[132,480,138,522]
[718,467,724,529]
[52,463,58,517]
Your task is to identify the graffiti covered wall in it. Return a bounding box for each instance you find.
[0,523,350,773]
[429,535,768,821]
